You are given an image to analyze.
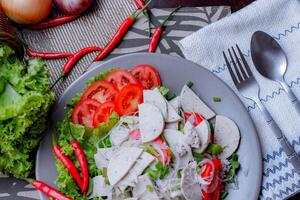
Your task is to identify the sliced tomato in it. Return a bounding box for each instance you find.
[72,99,101,128]
[184,112,205,127]
[81,80,118,104]
[93,101,116,128]
[115,84,143,115]
[106,69,139,90]
[201,159,222,198]
[131,64,161,89]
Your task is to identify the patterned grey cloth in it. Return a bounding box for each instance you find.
[0,0,230,198]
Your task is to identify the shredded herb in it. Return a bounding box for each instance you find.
[206,144,223,155]
[186,81,194,88]
[213,97,222,102]
[86,178,94,197]
[225,153,240,183]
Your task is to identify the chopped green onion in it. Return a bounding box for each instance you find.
[167,148,176,160]
[144,144,159,157]
[179,121,184,132]
[213,97,222,102]
[102,167,107,177]
[206,144,223,155]
[177,169,182,178]
[155,161,163,170]
[166,93,176,101]
[98,136,112,148]
[145,168,159,181]
[104,177,110,185]
[146,184,154,192]
[157,86,170,96]
[192,151,204,162]
[159,166,170,179]
[186,81,194,88]
[221,191,229,199]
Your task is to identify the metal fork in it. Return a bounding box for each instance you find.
[223,44,300,174]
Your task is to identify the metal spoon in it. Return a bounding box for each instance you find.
[251,31,300,114]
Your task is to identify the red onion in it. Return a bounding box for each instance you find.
[54,0,94,15]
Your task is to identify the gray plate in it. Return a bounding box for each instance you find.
[36,53,262,200]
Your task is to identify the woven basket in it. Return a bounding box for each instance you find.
[0,9,24,59]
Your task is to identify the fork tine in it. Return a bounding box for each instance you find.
[231,46,248,80]
[228,48,243,82]
[236,44,253,77]
[223,51,239,86]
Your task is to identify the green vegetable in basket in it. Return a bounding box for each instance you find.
[0,45,54,178]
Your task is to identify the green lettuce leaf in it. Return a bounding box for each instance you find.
[55,70,120,199]
[0,45,54,178]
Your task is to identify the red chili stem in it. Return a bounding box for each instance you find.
[160,6,181,27]
[27,49,73,59]
[148,6,181,53]
[25,179,73,200]
[29,15,79,30]
[51,46,103,89]
[94,1,151,61]
[52,134,83,190]
[133,0,152,37]
[71,141,89,196]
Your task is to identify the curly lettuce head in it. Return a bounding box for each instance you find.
[0,45,54,178]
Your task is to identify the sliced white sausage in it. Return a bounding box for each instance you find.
[169,96,181,111]
[139,103,164,143]
[183,121,201,149]
[165,99,182,123]
[143,89,168,119]
[214,115,240,159]
[107,147,143,185]
[94,147,118,169]
[180,85,215,119]
[163,129,193,169]
[110,116,139,146]
[195,119,211,153]
[181,162,202,200]
[118,152,155,191]
[88,176,112,199]
[132,174,160,200]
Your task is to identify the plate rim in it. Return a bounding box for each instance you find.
[36,52,262,200]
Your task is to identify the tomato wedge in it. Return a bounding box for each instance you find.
[106,69,139,90]
[115,84,143,115]
[184,112,205,127]
[93,101,116,128]
[81,80,118,103]
[131,64,161,89]
[72,99,101,128]
[201,159,222,199]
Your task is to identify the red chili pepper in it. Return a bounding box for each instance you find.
[51,46,102,88]
[94,2,150,62]
[52,135,83,190]
[71,141,89,196]
[27,49,73,59]
[26,179,73,200]
[29,15,79,30]
[148,6,181,53]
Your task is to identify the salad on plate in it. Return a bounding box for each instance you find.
[54,64,241,200]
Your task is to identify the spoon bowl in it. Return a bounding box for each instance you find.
[251,31,287,82]
[251,30,300,114]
